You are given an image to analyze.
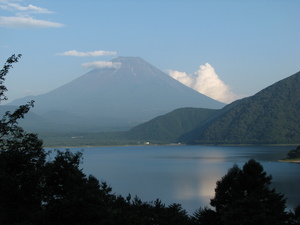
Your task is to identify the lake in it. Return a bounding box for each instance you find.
[52,145,300,214]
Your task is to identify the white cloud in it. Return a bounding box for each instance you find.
[58,50,117,57]
[81,61,122,69]
[0,2,53,13]
[0,0,63,28]
[167,70,193,87]
[0,16,64,28]
[168,63,242,104]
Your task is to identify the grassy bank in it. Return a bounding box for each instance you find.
[278,158,300,163]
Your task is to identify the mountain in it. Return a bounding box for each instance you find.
[126,71,300,144]
[8,57,224,132]
[125,107,218,142]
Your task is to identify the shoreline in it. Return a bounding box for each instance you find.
[278,159,300,163]
[43,143,299,149]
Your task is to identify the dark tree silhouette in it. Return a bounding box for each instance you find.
[193,159,289,225]
[0,54,47,223]
[287,146,300,159]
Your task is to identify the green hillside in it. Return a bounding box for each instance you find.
[180,71,300,144]
[125,107,217,142]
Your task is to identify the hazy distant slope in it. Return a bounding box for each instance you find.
[8,57,224,131]
[125,107,218,141]
[180,71,300,144]
[0,105,44,122]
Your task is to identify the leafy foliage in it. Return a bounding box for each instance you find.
[290,204,300,224]
[0,54,46,223]
[0,54,21,102]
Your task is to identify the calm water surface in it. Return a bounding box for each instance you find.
[54,145,300,214]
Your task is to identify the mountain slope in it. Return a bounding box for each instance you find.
[8,57,224,131]
[125,107,218,142]
[179,71,300,144]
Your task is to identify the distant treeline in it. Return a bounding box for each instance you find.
[287,146,300,159]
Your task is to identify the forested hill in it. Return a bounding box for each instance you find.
[179,71,300,144]
[125,107,218,142]
[125,71,300,145]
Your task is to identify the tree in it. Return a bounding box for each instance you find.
[41,149,118,225]
[0,54,21,102]
[292,204,300,224]
[192,207,220,225]
[0,54,47,224]
[287,146,300,159]
[193,159,289,225]
[286,204,300,225]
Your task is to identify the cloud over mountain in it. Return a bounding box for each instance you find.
[168,63,241,104]
[57,50,119,69]
[57,50,117,57]
[81,61,121,69]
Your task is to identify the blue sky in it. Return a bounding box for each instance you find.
[1,0,299,103]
